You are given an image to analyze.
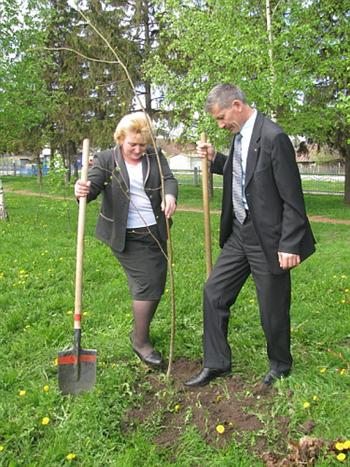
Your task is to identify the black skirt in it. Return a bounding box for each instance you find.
[112,224,167,300]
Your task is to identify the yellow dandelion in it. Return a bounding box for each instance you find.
[303,401,310,409]
[343,440,350,449]
[216,424,225,434]
[336,442,345,451]
[82,311,89,316]
[53,358,58,366]
[19,390,26,396]
[41,417,50,425]
[66,453,77,461]
[339,369,346,375]
[66,310,73,315]
[312,395,318,401]
[43,385,49,392]
[341,299,346,304]
[0,445,4,452]
[320,367,327,373]
[216,395,222,402]
[345,289,349,293]
[174,404,181,413]
[337,453,346,462]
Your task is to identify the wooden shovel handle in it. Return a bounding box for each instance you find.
[200,133,212,278]
[74,139,90,330]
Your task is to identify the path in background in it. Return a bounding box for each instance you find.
[4,188,350,225]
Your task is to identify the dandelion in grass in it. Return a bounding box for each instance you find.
[337,453,346,462]
[43,385,49,392]
[41,417,50,425]
[303,401,310,409]
[19,390,26,396]
[174,404,181,413]
[0,445,4,452]
[335,442,345,451]
[216,424,225,434]
[312,395,318,401]
[343,440,350,449]
[339,369,346,375]
[53,358,58,366]
[320,367,327,373]
[66,310,73,315]
[66,453,77,461]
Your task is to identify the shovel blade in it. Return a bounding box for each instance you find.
[58,348,97,395]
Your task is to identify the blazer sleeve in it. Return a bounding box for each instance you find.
[210,152,227,175]
[159,150,178,199]
[86,152,110,202]
[271,133,309,254]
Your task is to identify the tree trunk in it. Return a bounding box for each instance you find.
[36,155,43,186]
[0,179,9,220]
[265,0,277,122]
[344,153,350,205]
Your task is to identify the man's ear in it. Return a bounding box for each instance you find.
[231,99,242,112]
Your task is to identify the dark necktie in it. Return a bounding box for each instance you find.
[232,133,246,223]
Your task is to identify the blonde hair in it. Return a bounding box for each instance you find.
[113,112,153,145]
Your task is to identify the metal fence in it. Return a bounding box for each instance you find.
[172,166,345,195]
[0,161,345,195]
[0,162,49,176]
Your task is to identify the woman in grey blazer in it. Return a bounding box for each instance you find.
[75,112,178,368]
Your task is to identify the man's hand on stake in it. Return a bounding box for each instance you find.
[197,141,216,161]
[162,194,177,219]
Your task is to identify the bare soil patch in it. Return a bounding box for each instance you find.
[123,358,339,465]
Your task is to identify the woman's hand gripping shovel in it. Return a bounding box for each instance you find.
[58,139,97,395]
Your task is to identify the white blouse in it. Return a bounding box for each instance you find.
[125,161,157,228]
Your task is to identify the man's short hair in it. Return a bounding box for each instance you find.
[205,84,247,113]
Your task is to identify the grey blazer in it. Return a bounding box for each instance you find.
[211,111,316,274]
[86,145,178,252]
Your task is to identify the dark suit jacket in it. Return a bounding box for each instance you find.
[211,111,316,274]
[86,145,178,252]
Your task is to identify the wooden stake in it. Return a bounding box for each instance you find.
[201,133,212,277]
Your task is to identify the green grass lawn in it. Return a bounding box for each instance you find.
[0,182,349,465]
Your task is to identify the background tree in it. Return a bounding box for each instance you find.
[146,0,350,203]
[0,0,54,162]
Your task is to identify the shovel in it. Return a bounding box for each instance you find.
[58,138,97,395]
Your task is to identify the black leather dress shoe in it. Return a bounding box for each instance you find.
[263,369,290,385]
[184,367,231,387]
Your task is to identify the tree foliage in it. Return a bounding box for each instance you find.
[146,0,350,201]
[0,0,54,154]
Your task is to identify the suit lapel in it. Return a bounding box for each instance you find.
[245,111,263,188]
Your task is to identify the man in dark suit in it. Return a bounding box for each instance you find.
[185,84,316,387]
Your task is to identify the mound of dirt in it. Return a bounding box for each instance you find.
[123,358,290,461]
[123,358,344,465]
